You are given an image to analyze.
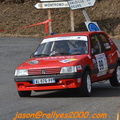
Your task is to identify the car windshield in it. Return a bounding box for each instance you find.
[33,36,88,57]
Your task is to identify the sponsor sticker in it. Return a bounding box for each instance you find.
[27,60,39,65]
[108,38,113,44]
[92,58,97,68]
[42,36,87,44]
[77,65,82,70]
[60,58,77,63]
[97,71,107,77]
[109,69,114,74]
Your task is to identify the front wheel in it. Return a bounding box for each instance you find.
[79,71,92,97]
[18,91,31,97]
[109,64,120,87]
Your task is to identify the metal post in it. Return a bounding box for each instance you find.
[48,9,52,34]
[70,10,75,32]
[82,8,91,22]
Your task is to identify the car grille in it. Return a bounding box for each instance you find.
[28,68,60,75]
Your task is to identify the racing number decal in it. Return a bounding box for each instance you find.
[98,60,104,71]
[95,53,108,77]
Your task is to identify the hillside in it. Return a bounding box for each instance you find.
[0,0,120,38]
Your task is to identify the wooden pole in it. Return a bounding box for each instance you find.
[48,9,52,34]
[116,113,120,120]
[70,10,75,32]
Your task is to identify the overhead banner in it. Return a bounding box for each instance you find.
[67,0,96,10]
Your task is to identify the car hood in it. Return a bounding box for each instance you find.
[16,55,87,70]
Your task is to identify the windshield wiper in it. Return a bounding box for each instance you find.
[58,52,71,55]
[50,52,71,56]
[70,52,83,55]
[34,54,49,57]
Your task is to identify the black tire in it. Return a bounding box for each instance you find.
[18,91,31,97]
[109,64,120,87]
[79,71,92,97]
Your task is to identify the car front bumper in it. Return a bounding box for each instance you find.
[14,72,82,91]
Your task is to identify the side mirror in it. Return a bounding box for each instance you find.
[30,53,34,58]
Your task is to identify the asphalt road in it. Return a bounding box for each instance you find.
[0,37,120,120]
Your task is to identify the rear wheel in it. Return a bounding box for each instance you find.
[18,91,31,97]
[109,64,120,87]
[79,71,92,97]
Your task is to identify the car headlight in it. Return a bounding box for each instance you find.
[15,69,28,76]
[60,66,77,73]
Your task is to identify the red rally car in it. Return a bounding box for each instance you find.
[14,31,120,97]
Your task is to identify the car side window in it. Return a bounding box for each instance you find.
[98,33,111,51]
[90,35,101,55]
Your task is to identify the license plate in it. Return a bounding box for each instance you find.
[32,78,55,84]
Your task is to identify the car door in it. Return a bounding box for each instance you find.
[90,34,108,82]
[97,33,116,77]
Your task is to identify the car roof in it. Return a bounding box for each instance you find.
[44,31,107,39]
